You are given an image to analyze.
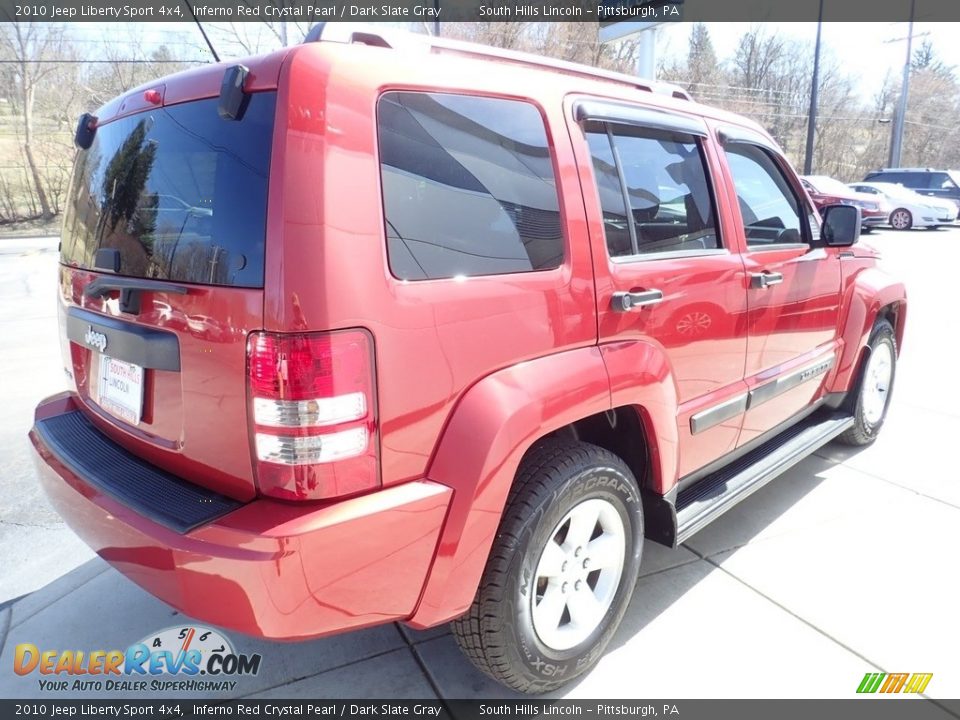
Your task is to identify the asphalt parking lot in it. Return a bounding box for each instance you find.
[1,228,958,704]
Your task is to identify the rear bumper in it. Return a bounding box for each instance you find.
[30,392,452,640]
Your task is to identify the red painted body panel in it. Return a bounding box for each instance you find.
[94,48,289,123]
[737,246,843,444]
[830,261,907,394]
[32,393,450,640]
[709,127,846,444]
[264,45,599,487]
[566,95,752,479]
[33,36,909,643]
[410,347,610,627]
[59,267,263,500]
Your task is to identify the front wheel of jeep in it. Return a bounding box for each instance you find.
[451,440,644,693]
[837,319,897,446]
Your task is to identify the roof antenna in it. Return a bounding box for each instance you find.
[181,1,221,62]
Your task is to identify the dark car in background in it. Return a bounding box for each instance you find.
[800,175,886,232]
[863,168,960,218]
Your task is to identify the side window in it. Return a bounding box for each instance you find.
[585,124,719,258]
[724,144,805,247]
[377,92,563,281]
[898,173,924,188]
[930,172,957,190]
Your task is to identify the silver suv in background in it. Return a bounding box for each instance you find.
[863,168,960,219]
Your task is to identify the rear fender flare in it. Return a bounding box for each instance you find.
[409,341,681,628]
[409,346,610,628]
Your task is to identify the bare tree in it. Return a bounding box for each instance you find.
[205,15,320,58]
[0,22,70,219]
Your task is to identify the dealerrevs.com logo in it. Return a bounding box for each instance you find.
[13,625,262,693]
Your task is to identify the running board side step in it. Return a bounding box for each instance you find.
[675,411,854,544]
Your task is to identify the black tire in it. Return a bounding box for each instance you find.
[861,226,873,235]
[837,320,897,446]
[451,439,643,693]
[889,208,913,230]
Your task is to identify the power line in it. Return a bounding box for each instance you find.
[0,60,210,64]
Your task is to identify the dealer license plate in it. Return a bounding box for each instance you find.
[98,356,144,425]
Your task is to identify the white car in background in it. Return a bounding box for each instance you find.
[848,181,956,230]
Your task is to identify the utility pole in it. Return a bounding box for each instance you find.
[803,0,824,175]
[888,0,916,168]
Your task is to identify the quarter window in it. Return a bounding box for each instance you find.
[930,172,957,190]
[724,144,805,247]
[377,92,564,281]
[586,124,719,258]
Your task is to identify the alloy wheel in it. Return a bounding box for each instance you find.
[531,498,626,651]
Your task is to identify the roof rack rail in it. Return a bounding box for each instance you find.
[303,23,692,101]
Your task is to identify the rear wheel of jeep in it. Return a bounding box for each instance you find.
[451,440,643,693]
[837,319,897,446]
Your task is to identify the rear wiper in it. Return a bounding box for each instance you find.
[84,276,189,315]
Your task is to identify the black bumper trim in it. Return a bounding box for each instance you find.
[35,411,242,534]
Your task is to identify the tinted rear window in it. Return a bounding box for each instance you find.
[61,93,275,288]
[377,92,564,281]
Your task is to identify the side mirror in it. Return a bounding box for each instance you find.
[821,204,861,247]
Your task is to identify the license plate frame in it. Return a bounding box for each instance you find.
[97,355,144,425]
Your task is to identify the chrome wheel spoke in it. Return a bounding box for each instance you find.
[533,584,567,632]
[536,540,567,579]
[566,587,604,630]
[586,534,622,569]
[862,343,893,425]
[564,503,599,549]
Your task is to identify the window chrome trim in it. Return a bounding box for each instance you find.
[610,248,730,264]
[744,243,809,254]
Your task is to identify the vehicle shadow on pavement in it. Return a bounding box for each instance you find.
[375,454,840,699]
[0,453,836,700]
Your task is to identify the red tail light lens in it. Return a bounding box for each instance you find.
[247,330,378,501]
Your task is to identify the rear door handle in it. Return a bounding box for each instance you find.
[612,289,663,312]
[750,272,784,289]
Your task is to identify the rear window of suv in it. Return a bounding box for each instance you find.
[377,92,564,281]
[60,92,275,288]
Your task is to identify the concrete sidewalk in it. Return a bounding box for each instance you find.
[1,231,958,702]
[2,411,958,700]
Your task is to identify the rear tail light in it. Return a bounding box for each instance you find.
[247,330,378,501]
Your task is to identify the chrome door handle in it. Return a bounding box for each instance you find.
[612,289,663,312]
[750,272,784,289]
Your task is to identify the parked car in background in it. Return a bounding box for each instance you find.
[863,168,960,218]
[848,181,956,230]
[800,175,885,233]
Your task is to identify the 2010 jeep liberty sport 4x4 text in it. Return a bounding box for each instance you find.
[31,25,906,693]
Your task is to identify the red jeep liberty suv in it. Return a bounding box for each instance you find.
[31,25,906,693]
